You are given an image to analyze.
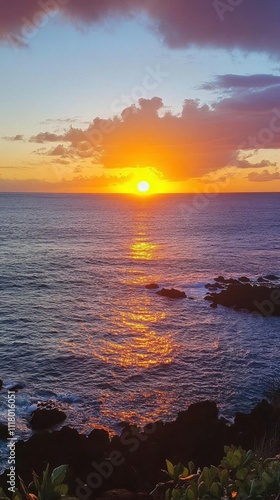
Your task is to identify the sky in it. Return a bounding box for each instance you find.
[0,0,280,193]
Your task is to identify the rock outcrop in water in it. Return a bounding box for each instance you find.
[30,408,67,430]
[156,288,186,299]
[1,400,280,499]
[145,284,160,290]
[205,276,280,316]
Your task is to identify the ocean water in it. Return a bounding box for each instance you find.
[0,192,280,467]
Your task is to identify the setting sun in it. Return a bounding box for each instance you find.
[137,181,150,194]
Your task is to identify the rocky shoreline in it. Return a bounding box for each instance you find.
[1,399,280,499]
[204,275,280,316]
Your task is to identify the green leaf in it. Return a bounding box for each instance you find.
[0,489,8,500]
[188,462,195,475]
[13,491,24,500]
[171,489,180,500]
[166,460,175,478]
[236,468,248,481]
[210,481,222,497]
[165,489,172,500]
[242,450,255,468]
[179,467,189,479]
[185,487,196,500]
[262,470,275,484]
[54,484,68,496]
[51,465,67,487]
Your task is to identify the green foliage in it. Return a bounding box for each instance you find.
[159,446,280,500]
[0,465,77,500]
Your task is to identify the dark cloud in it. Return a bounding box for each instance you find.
[48,144,68,156]
[3,134,24,141]
[201,74,280,91]
[1,0,280,56]
[233,157,277,169]
[248,170,280,182]
[29,131,66,143]
[214,84,280,113]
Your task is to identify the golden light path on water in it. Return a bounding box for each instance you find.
[59,209,179,428]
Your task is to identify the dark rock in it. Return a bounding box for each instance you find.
[226,278,240,285]
[88,428,110,453]
[98,491,152,500]
[177,401,219,426]
[210,302,217,308]
[0,423,8,440]
[205,283,223,291]
[0,379,3,390]
[257,277,267,283]
[156,288,186,299]
[145,284,160,290]
[8,383,25,391]
[214,276,225,283]
[2,399,280,498]
[97,490,143,500]
[30,408,67,430]
[264,274,279,281]
[239,276,250,283]
[206,282,280,316]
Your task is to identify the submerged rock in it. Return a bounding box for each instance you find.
[145,284,160,290]
[239,276,250,283]
[264,274,279,281]
[8,383,25,391]
[156,288,186,299]
[30,408,67,430]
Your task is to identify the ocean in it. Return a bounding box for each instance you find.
[0,192,280,468]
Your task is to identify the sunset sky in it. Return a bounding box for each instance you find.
[0,0,279,193]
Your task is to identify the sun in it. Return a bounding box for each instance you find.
[137,181,150,194]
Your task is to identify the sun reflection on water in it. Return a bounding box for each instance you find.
[93,295,176,368]
[59,207,179,426]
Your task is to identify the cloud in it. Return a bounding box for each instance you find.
[40,117,84,125]
[232,156,277,169]
[248,170,280,182]
[1,0,280,56]
[214,84,280,113]
[18,82,279,181]
[3,134,24,141]
[201,74,280,92]
[0,173,132,193]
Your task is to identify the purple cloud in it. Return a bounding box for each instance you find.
[248,170,280,182]
[1,0,280,56]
